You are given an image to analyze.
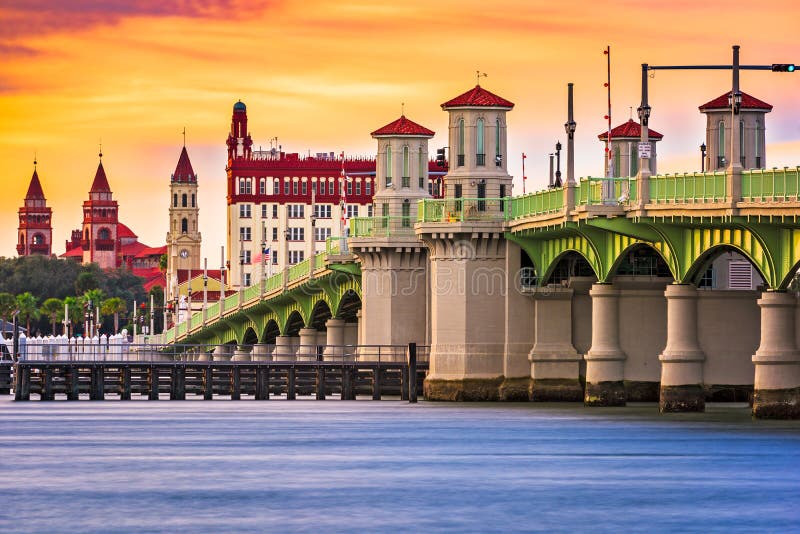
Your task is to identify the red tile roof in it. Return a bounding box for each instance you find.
[371,115,435,137]
[90,161,112,193]
[135,245,167,258]
[61,246,83,258]
[177,269,224,283]
[172,146,197,183]
[597,119,664,140]
[441,85,514,109]
[698,91,773,112]
[117,223,138,239]
[141,272,166,292]
[120,240,148,257]
[25,169,45,199]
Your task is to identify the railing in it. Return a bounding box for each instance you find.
[326,236,349,255]
[223,292,239,313]
[577,177,636,205]
[243,283,260,302]
[265,272,283,292]
[287,258,311,282]
[176,321,187,337]
[741,167,800,201]
[649,171,726,203]
[509,187,564,219]
[350,216,415,237]
[190,310,203,330]
[417,198,509,223]
[313,251,327,270]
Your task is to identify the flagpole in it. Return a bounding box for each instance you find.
[522,153,527,194]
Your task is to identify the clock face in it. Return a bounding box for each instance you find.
[179,249,189,259]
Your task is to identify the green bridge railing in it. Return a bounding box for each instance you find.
[577,177,638,205]
[417,198,510,223]
[350,216,415,237]
[648,171,727,203]
[509,188,564,218]
[742,167,800,201]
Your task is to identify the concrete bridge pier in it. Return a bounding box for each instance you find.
[585,284,627,406]
[213,344,233,361]
[274,335,295,360]
[528,288,583,401]
[659,284,706,412]
[323,318,345,360]
[232,345,252,361]
[251,344,272,361]
[296,328,318,361]
[752,291,800,419]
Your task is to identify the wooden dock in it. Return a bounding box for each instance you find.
[10,359,425,402]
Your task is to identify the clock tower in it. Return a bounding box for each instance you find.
[166,144,201,301]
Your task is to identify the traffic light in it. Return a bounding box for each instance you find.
[772,64,796,72]
[436,148,446,167]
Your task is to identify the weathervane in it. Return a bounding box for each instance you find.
[476,70,488,85]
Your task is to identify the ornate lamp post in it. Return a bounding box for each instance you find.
[700,142,707,172]
[554,141,563,187]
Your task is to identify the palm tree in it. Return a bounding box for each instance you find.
[79,289,105,336]
[101,297,127,334]
[15,292,39,335]
[63,296,82,337]
[40,298,64,335]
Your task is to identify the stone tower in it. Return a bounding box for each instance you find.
[349,115,434,349]
[17,163,53,257]
[417,84,530,401]
[166,145,202,301]
[699,91,771,170]
[597,120,663,177]
[82,156,119,268]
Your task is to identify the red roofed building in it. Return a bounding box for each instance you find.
[597,119,664,177]
[699,91,771,170]
[17,163,52,256]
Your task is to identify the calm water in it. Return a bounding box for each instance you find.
[1,397,799,533]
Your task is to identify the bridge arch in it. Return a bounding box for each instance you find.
[541,249,599,286]
[309,300,333,330]
[335,289,361,322]
[242,327,258,345]
[262,319,280,344]
[685,244,770,289]
[284,310,305,337]
[607,243,675,280]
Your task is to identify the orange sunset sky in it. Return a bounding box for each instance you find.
[1,0,798,262]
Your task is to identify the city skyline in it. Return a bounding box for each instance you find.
[1,0,799,260]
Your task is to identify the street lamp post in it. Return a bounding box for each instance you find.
[700,143,707,172]
[554,141,562,187]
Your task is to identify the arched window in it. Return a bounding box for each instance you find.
[191,194,195,207]
[182,193,187,207]
[496,118,501,166]
[98,228,110,240]
[739,119,745,168]
[32,234,44,245]
[418,147,425,189]
[476,118,485,166]
[755,120,762,167]
[385,145,393,188]
[629,143,638,176]
[84,229,89,241]
[718,120,726,168]
[181,218,188,233]
[402,146,409,187]
[19,234,25,246]
[457,119,465,166]
[173,193,178,207]
[614,148,621,178]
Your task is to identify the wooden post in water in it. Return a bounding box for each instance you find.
[67,365,79,401]
[372,366,382,400]
[287,367,296,400]
[148,365,159,400]
[90,365,105,400]
[408,342,418,404]
[255,366,269,400]
[15,365,31,401]
[172,365,186,400]
[120,366,131,400]
[400,366,409,401]
[203,366,213,400]
[341,365,352,400]
[41,366,53,401]
[230,366,241,400]
[316,365,326,400]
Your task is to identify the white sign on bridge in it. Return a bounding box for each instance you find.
[638,142,652,158]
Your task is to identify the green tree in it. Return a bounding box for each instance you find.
[16,292,40,335]
[101,297,127,334]
[75,271,100,295]
[63,296,82,337]
[0,292,16,326]
[79,289,105,336]
[40,297,64,336]
[159,254,168,272]
[149,285,165,333]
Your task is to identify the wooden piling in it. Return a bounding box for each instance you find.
[316,365,326,400]
[341,365,352,400]
[171,365,186,400]
[67,365,80,400]
[372,366,382,400]
[90,366,105,400]
[408,342,418,403]
[287,367,296,400]
[148,365,159,400]
[230,366,241,400]
[120,366,131,400]
[15,365,30,401]
[255,367,270,400]
[40,366,54,401]
[203,366,213,400]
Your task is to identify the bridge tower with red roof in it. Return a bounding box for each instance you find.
[17,161,53,257]
[81,155,119,269]
[699,91,772,171]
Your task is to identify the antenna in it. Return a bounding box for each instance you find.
[476,70,488,85]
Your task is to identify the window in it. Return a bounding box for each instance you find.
[419,148,425,188]
[386,146,393,187]
[191,194,195,208]
[319,180,326,195]
[500,184,506,212]
[302,181,307,195]
[355,181,361,195]
[755,120,762,168]
[367,205,373,217]
[98,227,111,240]
[314,227,331,241]
[182,193,187,207]
[272,252,278,265]
[261,204,268,218]
[496,118,501,164]
[314,205,332,218]
[382,203,389,216]
[630,143,638,176]
[365,180,371,195]
[698,266,714,289]
[284,180,290,195]
[240,226,252,241]
[243,273,251,286]
[347,205,359,218]
[457,118,465,166]
[288,204,305,218]
[614,148,621,178]
[239,204,252,218]
[287,227,305,241]
[272,204,278,218]
[292,181,298,195]
[238,178,252,195]
[173,193,178,207]
[739,119,745,167]
[402,202,410,226]
[289,250,305,264]
[347,180,353,195]
[181,218,188,233]
[273,179,280,195]
[259,179,266,195]
[476,118,485,165]
[272,227,278,241]
[242,250,252,264]
[402,146,410,187]
[718,120,726,168]
[477,183,486,211]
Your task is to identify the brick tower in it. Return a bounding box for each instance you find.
[17,161,52,256]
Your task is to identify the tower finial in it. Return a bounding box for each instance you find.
[34,150,37,168]
[99,139,103,159]
[182,126,186,147]
[401,102,405,116]
[476,70,487,86]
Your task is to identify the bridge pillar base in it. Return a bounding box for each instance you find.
[274,336,295,361]
[232,346,251,361]
[585,380,626,406]
[213,345,232,362]
[323,319,345,361]
[251,344,272,362]
[752,291,800,419]
[498,377,532,401]
[296,328,318,361]
[423,377,503,401]
[659,284,706,413]
[530,378,583,402]
[585,284,627,406]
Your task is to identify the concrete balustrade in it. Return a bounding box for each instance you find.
[585,284,627,406]
[752,291,800,419]
[659,284,706,412]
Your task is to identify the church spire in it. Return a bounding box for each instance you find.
[172,146,197,183]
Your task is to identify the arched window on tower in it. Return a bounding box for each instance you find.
[476,118,485,166]
[718,120,726,168]
[84,229,90,242]
[418,147,425,189]
[629,142,638,176]
[191,194,195,207]
[385,145,393,188]
[173,193,177,207]
[755,120,762,168]
[32,234,44,245]
[457,119,465,167]
[402,146,409,187]
[739,119,745,168]
[182,193,187,207]
[495,118,502,166]
[19,234,25,246]
[98,228,111,240]
[181,218,188,233]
